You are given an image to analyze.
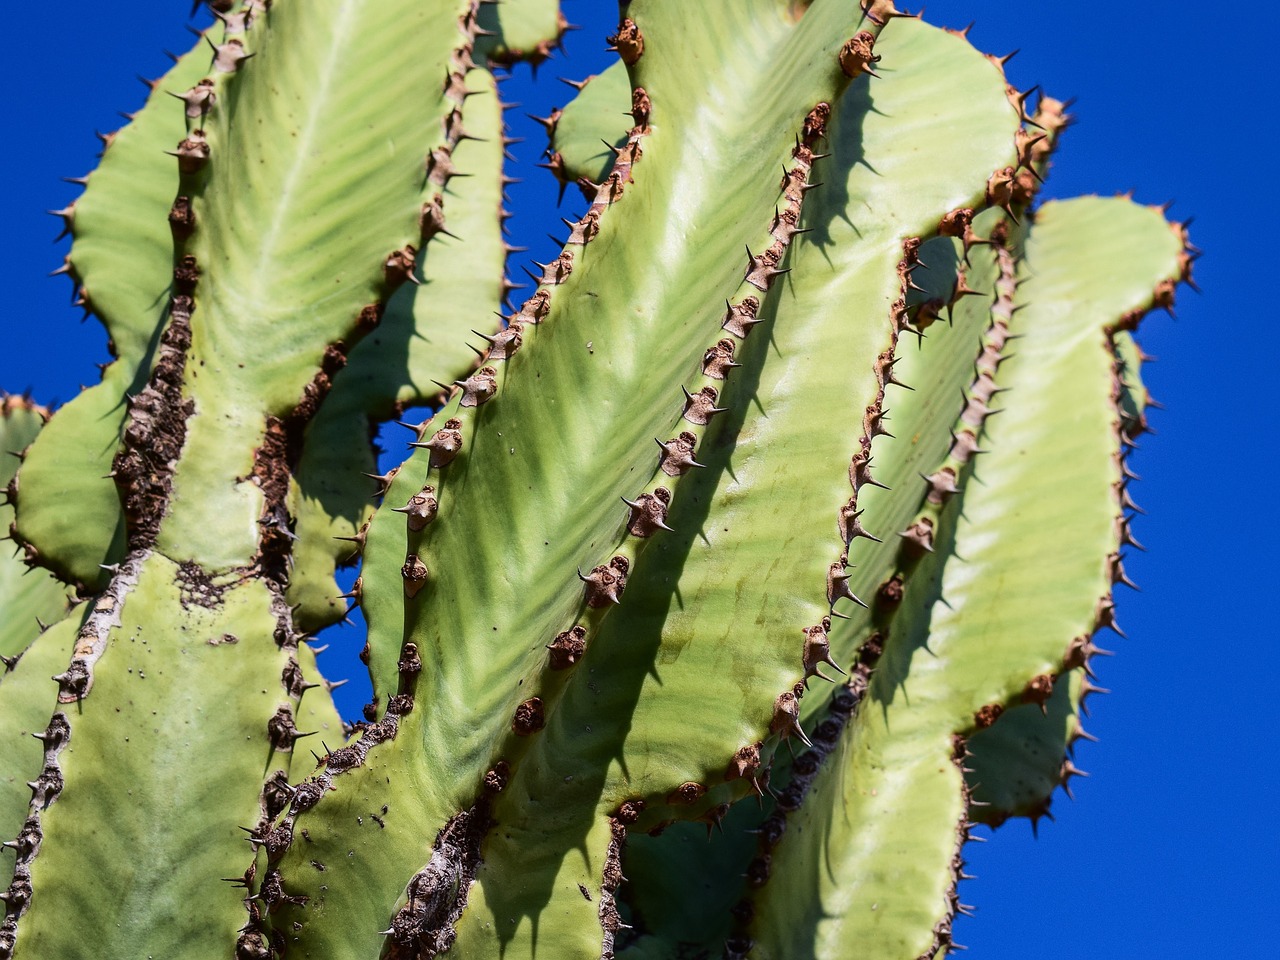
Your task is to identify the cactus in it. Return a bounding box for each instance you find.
[0,2,1193,959]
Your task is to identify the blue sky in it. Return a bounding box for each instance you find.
[2,2,1273,956]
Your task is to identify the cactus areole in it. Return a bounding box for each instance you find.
[0,1,1192,959]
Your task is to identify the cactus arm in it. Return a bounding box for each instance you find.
[11,37,211,590]
[286,66,509,630]
[477,0,567,68]
[0,399,72,661]
[155,0,484,569]
[964,669,1089,825]
[545,59,631,187]
[741,195,1183,959]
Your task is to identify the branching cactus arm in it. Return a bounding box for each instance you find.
[737,195,1183,960]
[11,40,210,591]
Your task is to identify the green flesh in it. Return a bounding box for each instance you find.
[16,559,295,959]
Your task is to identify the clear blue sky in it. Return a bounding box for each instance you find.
[2,2,1273,957]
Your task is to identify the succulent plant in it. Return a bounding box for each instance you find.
[1,1,1193,959]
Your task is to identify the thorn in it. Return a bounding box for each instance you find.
[527,109,562,134]
[1074,725,1100,744]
